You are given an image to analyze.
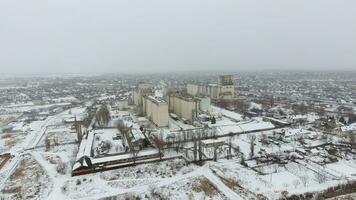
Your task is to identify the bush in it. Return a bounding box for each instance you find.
[192,178,218,197]
[56,162,67,175]
[61,185,67,193]
[282,181,356,200]
[123,193,141,200]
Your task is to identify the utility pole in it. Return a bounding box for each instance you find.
[193,136,197,162]
[213,144,217,161]
[198,133,202,162]
[228,137,232,160]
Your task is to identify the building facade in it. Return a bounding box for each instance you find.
[144,96,169,127]
[187,75,235,100]
[168,93,200,121]
[133,82,153,114]
[117,98,128,110]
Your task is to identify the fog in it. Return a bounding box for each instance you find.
[0,0,355,75]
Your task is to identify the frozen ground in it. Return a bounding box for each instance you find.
[1,104,356,200]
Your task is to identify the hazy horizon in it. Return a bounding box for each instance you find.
[1,0,355,75]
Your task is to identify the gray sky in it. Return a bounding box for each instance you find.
[0,0,355,75]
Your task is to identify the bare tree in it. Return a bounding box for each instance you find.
[75,121,82,143]
[315,172,327,183]
[321,134,328,144]
[292,103,308,115]
[240,154,246,166]
[95,114,101,127]
[234,99,249,114]
[300,175,309,187]
[193,136,197,161]
[53,138,59,146]
[348,114,356,124]
[153,136,165,160]
[227,137,232,159]
[213,145,217,162]
[45,136,51,151]
[211,127,217,138]
[248,135,256,158]
[56,161,67,174]
[117,119,134,153]
[117,120,127,134]
[292,180,300,189]
[261,133,268,146]
[96,104,111,127]
[349,133,355,149]
[198,133,202,162]
[82,110,95,128]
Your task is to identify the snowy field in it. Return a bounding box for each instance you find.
[1,104,356,199]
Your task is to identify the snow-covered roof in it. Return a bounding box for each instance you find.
[91,149,159,165]
[211,106,243,121]
[208,118,274,135]
[84,131,95,157]
[284,128,310,137]
[73,156,92,170]
[76,137,87,160]
[131,129,144,140]
[289,113,319,123]
[201,138,225,145]
[249,102,263,111]
[263,117,289,125]
[340,123,356,132]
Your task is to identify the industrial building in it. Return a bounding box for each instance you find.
[144,96,169,127]
[168,93,199,121]
[117,97,128,110]
[132,82,153,114]
[168,93,211,122]
[132,82,169,127]
[187,75,235,100]
[132,81,211,126]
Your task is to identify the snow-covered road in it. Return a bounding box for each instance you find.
[0,109,71,191]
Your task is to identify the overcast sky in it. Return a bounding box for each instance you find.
[0,0,355,75]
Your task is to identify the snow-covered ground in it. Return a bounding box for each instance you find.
[211,106,243,121]
[1,103,356,200]
[207,117,275,136]
[91,128,124,157]
[0,102,71,114]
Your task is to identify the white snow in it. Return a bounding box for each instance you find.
[211,106,243,121]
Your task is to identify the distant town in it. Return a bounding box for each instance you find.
[0,71,356,199]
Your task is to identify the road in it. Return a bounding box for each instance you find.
[0,109,71,190]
